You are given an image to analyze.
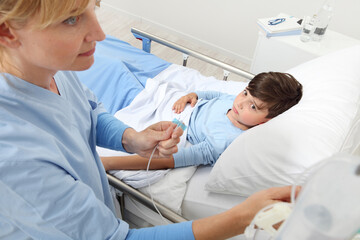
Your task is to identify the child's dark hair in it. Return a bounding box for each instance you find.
[247,72,303,118]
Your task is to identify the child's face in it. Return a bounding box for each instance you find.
[227,88,270,130]
[9,0,105,76]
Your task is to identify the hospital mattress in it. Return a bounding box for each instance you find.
[181,166,246,220]
[183,167,249,240]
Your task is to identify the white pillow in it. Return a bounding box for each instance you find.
[205,45,360,197]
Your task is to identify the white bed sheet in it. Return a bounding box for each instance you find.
[182,166,246,220]
[182,166,249,240]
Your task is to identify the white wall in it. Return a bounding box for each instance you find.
[103,0,360,64]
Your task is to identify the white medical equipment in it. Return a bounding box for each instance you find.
[276,153,360,240]
[246,153,360,240]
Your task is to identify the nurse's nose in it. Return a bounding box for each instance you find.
[85,11,106,42]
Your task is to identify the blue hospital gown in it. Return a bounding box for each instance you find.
[173,91,244,167]
[0,72,193,239]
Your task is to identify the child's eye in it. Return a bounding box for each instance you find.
[251,104,256,110]
[243,90,247,96]
[63,16,80,25]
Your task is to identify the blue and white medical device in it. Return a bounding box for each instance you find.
[246,153,360,240]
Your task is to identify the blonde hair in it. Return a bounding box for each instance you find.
[0,0,90,29]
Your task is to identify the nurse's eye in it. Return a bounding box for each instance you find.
[63,16,80,25]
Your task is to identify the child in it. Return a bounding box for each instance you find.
[101,71,303,170]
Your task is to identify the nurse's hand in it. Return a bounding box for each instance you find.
[192,186,301,240]
[122,121,183,158]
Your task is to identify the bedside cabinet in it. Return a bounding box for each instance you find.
[250,30,360,74]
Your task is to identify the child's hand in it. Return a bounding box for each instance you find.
[172,92,198,114]
[122,121,183,159]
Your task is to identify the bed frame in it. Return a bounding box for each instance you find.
[131,28,255,81]
[107,27,254,224]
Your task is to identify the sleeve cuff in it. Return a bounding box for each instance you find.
[96,112,131,152]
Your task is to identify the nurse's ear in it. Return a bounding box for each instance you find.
[0,22,20,48]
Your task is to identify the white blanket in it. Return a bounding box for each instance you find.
[113,70,198,147]
[98,65,200,189]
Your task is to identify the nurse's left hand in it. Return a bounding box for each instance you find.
[122,121,183,158]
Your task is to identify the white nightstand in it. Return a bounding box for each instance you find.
[250,30,360,74]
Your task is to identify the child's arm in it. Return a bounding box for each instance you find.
[173,141,219,168]
[196,91,224,100]
[101,155,175,171]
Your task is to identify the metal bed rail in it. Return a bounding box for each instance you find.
[107,174,188,223]
[131,27,255,81]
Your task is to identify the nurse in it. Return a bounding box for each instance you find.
[0,0,295,239]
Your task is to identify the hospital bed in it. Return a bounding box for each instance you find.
[77,28,360,239]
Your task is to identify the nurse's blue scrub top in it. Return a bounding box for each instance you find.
[0,72,194,239]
